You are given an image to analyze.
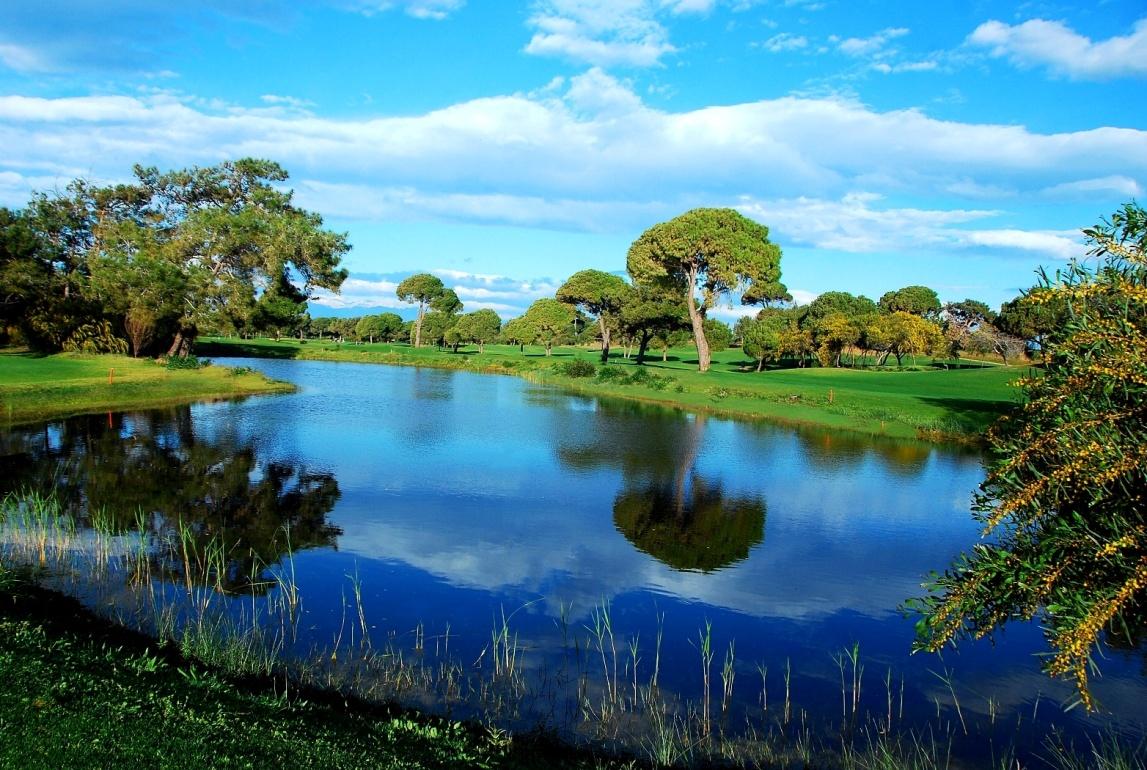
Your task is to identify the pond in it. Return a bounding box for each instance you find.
[2,358,1144,762]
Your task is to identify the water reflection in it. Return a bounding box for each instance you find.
[555,401,767,570]
[613,476,765,572]
[0,407,341,593]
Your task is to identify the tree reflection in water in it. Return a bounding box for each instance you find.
[0,406,341,593]
[556,400,766,572]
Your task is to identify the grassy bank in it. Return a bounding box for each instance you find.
[0,351,294,427]
[198,337,1022,443]
[0,567,623,770]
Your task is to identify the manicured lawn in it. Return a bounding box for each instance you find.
[0,351,294,427]
[198,337,1025,442]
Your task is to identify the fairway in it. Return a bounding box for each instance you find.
[0,351,294,426]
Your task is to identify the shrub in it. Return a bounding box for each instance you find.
[166,355,208,370]
[595,365,627,382]
[62,321,128,355]
[557,359,596,378]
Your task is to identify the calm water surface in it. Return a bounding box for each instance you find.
[3,358,1144,754]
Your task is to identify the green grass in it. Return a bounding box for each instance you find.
[0,571,626,770]
[0,350,295,427]
[199,337,1025,442]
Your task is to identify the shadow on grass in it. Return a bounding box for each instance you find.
[0,348,49,359]
[195,341,300,359]
[917,395,1017,433]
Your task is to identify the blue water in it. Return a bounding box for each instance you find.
[3,358,1144,754]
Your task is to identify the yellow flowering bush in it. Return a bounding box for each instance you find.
[911,202,1147,710]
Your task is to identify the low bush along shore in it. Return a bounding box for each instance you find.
[197,336,1023,443]
[0,350,294,427]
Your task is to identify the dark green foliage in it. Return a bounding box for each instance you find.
[556,358,596,377]
[165,355,208,370]
[595,364,674,390]
[702,317,733,352]
[556,269,630,363]
[396,273,457,347]
[0,161,349,356]
[878,285,941,318]
[627,208,783,372]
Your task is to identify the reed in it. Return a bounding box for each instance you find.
[3,490,1143,770]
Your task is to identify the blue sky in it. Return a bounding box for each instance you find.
[1,1,1145,320]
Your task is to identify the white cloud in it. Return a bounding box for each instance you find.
[759,32,808,53]
[962,228,1082,260]
[0,42,54,73]
[310,277,404,310]
[661,0,716,13]
[344,0,466,20]
[525,1,677,68]
[737,193,1085,261]
[789,289,818,306]
[871,59,937,74]
[259,94,314,111]
[1042,175,1143,199]
[837,27,908,58]
[0,76,1142,260]
[309,270,558,316]
[967,18,1147,80]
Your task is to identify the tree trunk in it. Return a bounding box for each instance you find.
[635,330,651,365]
[756,357,764,372]
[414,302,426,347]
[545,342,552,356]
[166,325,197,358]
[598,317,611,363]
[684,274,710,372]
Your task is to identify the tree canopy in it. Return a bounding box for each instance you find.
[397,273,455,347]
[911,201,1147,709]
[517,298,575,355]
[1,160,349,356]
[878,285,941,318]
[449,308,502,352]
[627,208,783,372]
[556,269,629,363]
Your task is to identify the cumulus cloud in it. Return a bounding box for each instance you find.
[1042,175,1143,199]
[524,0,678,67]
[737,193,1086,261]
[0,72,1140,264]
[308,270,560,316]
[967,18,1147,80]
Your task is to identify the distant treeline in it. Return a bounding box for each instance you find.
[1,160,1063,370]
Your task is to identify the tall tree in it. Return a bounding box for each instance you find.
[627,208,783,372]
[140,159,349,356]
[396,273,453,347]
[996,294,1067,361]
[912,202,1147,710]
[878,285,941,318]
[742,314,788,371]
[450,308,502,352]
[556,269,629,363]
[517,298,575,356]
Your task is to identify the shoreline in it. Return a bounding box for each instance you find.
[201,338,1018,445]
[0,351,295,428]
